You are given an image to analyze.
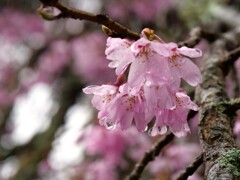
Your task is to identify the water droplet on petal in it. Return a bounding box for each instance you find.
[158,126,167,135]
[183,124,190,132]
[169,105,176,110]
[148,127,158,136]
[105,121,116,130]
[145,80,152,87]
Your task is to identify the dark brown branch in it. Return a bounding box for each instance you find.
[231,66,240,98]
[126,133,174,180]
[221,46,240,75]
[178,27,222,48]
[178,27,202,48]
[176,153,204,180]
[38,0,140,40]
[220,98,240,113]
[38,0,211,47]
[0,107,11,136]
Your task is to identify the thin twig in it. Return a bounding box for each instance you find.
[178,27,202,48]
[126,133,174,180]
[178,27,222,48]
[225,46,240,64]
[38,0,206,47]
[38,0,140,40]
[221,46,240,75]
[176,153,204,180]
[232,66,240,98]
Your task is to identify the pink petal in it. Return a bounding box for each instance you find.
[128,57,146,90]
[174,57,202,86]
[131,38,150,55]
[165,42,178,51]
[171,123,190,137]
[179,46,202,58]
[83,85,117,96]
[151,42,171,57]
[176,92,199,111]
[106,37,134,76]
[134,97,148,132]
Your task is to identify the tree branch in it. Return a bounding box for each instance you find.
[38,0,140,40]
[126,133,174,180]
[176,153,204,180]
[196,28,240,179]
[220,98,240,114]
[221,46,240,75]
[178,27,222,48]
[1,71,83,179]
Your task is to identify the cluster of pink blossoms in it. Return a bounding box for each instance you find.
[83,29,202,137]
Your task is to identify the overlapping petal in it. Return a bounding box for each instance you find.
[83,29,203,137]
[106,37,134,76]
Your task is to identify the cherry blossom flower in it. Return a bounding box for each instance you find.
[150,90,199,137]
[83,28,202,137]
[143,76,179,121]
[83,84,149,131]
[106,37,134,76]
[165,42,202,86]
[105,84,148,131]
[128,36,172,91]
[83,84,118,122]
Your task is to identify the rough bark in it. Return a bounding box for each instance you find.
[196,29,240,179]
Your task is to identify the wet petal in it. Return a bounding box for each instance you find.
[179,46,202,58]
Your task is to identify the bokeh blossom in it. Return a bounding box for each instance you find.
[106,0,175,22]
[150,143,202,180]
[72,32,115,84]
[77,125,151,180]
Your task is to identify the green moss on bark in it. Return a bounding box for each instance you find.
[219,148,240,177]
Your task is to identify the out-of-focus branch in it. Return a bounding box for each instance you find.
[210,5,240,28]
[221,46,240,75]
[178,27,205,48]
[0,107,11,136]
[127,133,174,180]
[178,27,223,48]
[38,0,140,40]
[176,153,204,180]
[231,67,240,98]
[6,71,83,179]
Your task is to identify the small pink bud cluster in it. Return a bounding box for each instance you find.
[83,29,202,137]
